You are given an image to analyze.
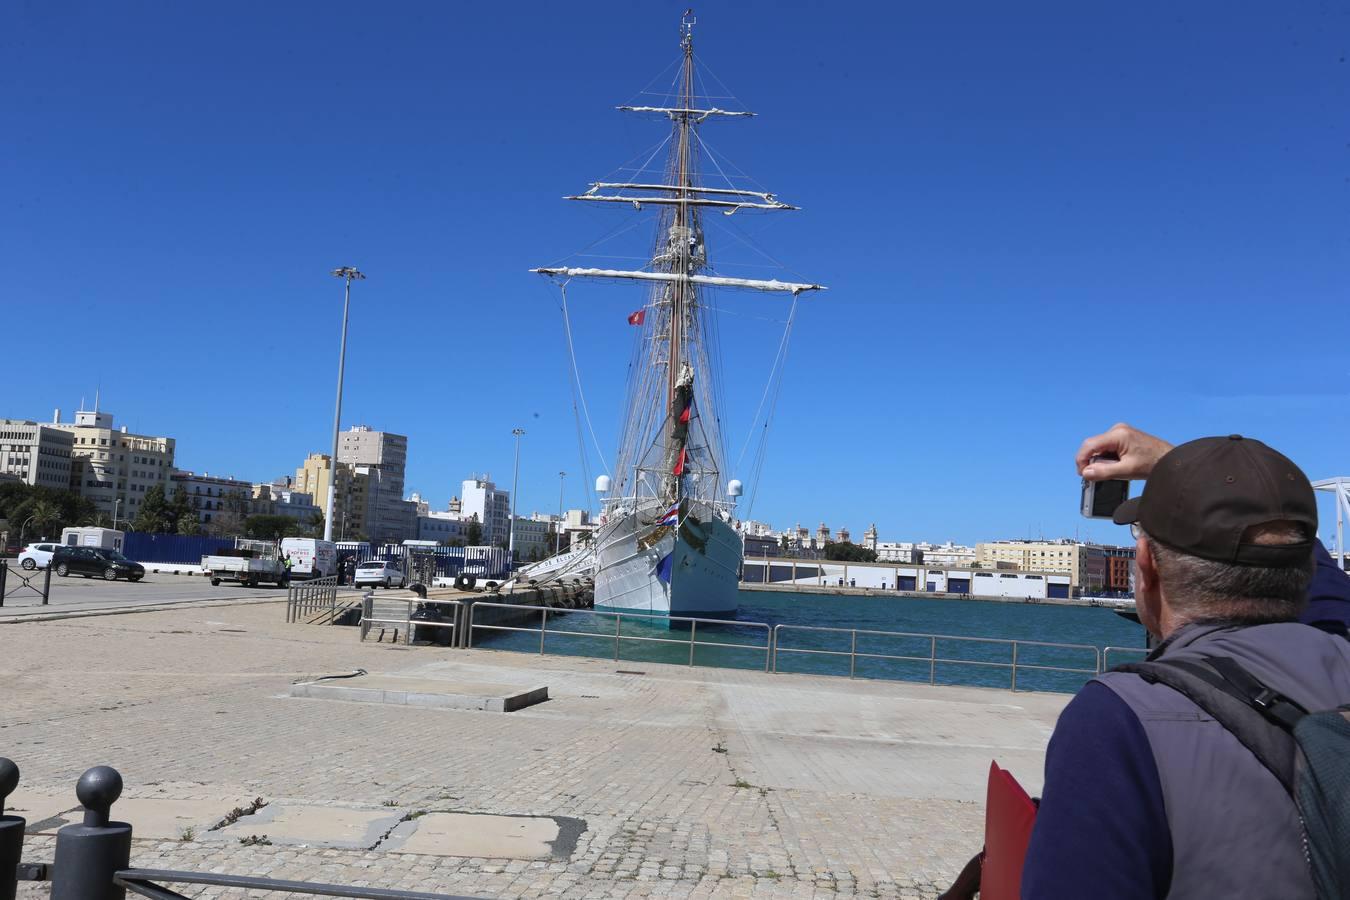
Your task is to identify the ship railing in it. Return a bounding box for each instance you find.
[771,624,1101,692]
[467,601,773,671]
[1101,645,1149,670]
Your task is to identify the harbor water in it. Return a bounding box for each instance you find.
[471,589,1147,694]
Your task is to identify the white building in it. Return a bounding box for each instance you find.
[461,476,510,548]
[416,513,477,546]
[0,418,74,490]
[170,470,255,529]
[876,540,977,567]
[52,407,175,523]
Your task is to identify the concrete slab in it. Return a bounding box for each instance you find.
[18,796,251,839]
[289,674,548,712]
[6,793,79,832]
[389,812,560,859]
[212,803,403,850]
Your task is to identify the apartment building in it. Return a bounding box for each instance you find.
[169,469,255,528]
[0,419,74,490]
[52,408,175,522]
[975,539,1104,591]
[461,476,511,549]
[337,426,414,543]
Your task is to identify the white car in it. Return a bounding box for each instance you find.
[17,542,61,570]
[353,560,406,589]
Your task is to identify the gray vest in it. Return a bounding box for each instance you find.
[1097,622,1350,899]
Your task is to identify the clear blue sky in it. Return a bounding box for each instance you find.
[3,2,1347,546]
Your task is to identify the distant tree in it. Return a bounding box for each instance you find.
[823,541,877,563]
[466,519,483,547]
[208,490,249,537]
[132,485,172,533]
[26,498,62,541]
[167,487,196,534]
[177,513,201,536]
[244,514,295,541]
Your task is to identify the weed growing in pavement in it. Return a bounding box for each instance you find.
[238,834,272,846]
[178,827,195,842]
[210,797,268,831]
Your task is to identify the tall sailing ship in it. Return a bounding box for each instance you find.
[532,11,823,617]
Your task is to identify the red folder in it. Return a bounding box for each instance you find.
[981,761,1038,900]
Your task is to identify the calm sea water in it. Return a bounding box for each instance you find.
[471,589,1147,694]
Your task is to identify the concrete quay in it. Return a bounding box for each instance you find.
[3,603,1068,898]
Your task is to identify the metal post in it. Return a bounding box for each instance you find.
[50,766,132,900]
[1,758,23,900]
[849,630,857,679]
[404,596,412,645]
[929,636,936,684]
[1011,642,1019,692]
[42,563,50,605]
[614,613,622,661]
[0,562,6,608]
[507,428,525,567]
[324,267,363,543]
[555,471,566,555]
[689,620,697,666]
[540,607,548,655]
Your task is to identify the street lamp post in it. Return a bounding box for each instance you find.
[324,266,365,543]
[112,499,122,530]
[17,515,36,548]
[507,428,525,566]
[555,471,566,555]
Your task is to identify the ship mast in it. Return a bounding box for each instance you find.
[668,9,696,417]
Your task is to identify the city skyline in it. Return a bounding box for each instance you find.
[4,3,1346,546]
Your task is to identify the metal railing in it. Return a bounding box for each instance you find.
[361,597,463,646]
[1,759,474,899]
[771,623,1101,692]
[286,576,361,624]
[1102,645,1150,670]
[0,560,52,607]
[467,601,773,671]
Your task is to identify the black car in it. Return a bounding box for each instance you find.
[52,547,145,582]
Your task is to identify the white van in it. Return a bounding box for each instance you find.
[279,538,337,579]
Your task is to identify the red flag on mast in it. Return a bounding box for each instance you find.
[673,448,687,476]
[627,309,646,326]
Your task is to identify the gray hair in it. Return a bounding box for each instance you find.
[1147,521,1313,625]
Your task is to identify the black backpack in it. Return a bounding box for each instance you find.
[1116,655,1350,900]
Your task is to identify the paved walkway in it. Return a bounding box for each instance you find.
[3,604,1068,898]
[0,572,262,619]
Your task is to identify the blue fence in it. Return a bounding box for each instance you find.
[122,532,234,564]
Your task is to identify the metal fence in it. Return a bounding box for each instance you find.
[1102,645,1150,670]
[361,597,464,646]
[467,601,774,671]
[771,623,1101,691]
[285,576,362,624]
[0,560,52,608]
[1,759,474,900]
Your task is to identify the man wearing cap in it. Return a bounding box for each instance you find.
[1020,430,1350,899]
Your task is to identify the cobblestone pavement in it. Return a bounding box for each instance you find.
[2,604,1068,898]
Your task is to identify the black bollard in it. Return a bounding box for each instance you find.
[50,766,132,900]
[0,758,22,900]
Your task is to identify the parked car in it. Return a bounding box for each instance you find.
[52,547,145,582]
[353,560,406,589]
[17,542,61,570]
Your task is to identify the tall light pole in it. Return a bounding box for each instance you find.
[507,428,525,566]
[554,471,566,555]
[324,266,365,542]
[112,499,122,530]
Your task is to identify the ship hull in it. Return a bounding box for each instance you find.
[593,510,741,618]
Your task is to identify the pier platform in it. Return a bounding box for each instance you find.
[5,602,1069,898]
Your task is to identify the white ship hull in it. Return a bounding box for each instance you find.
[594,509,741,618]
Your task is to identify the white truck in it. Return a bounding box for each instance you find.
[279,538,337,579]
[203,538,289,588]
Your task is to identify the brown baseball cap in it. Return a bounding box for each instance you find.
[1112,435,1317,567]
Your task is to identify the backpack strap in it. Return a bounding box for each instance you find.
[1114,656,1304,795]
